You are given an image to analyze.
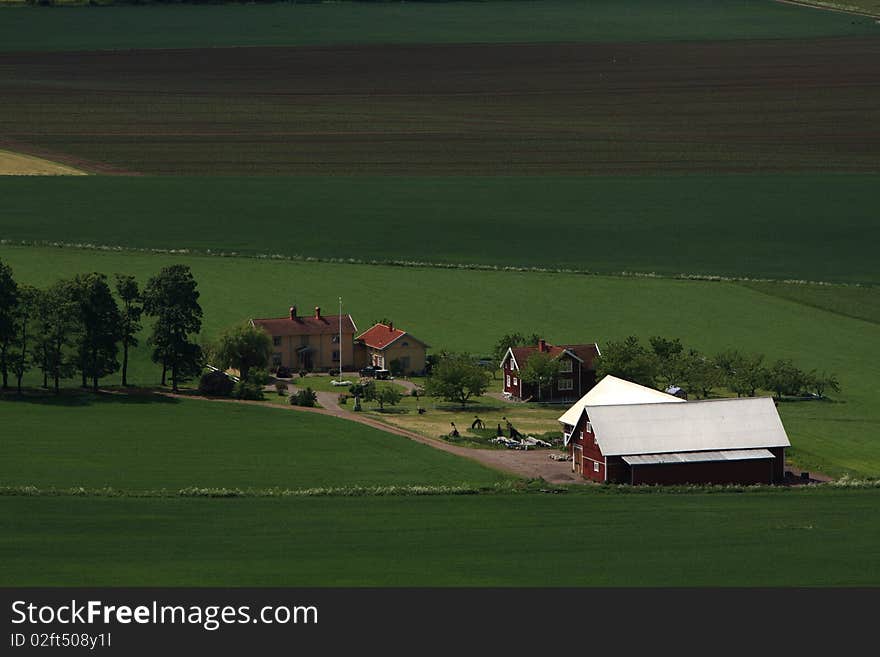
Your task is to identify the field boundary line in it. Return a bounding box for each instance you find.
[1,239,874,288]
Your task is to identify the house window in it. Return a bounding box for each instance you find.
[560,359,573,373]
[332,350,340,362]
[513,377,518,386]
[585,422,592,434]
[402,341,409,347]
[558,378,573,391]
[400,356,410,371]
[272,353,282,366]
[594,462,600,473]
[506,375,511,387]
[273,336,281,347]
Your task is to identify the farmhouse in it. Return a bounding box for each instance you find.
[559,375,790,485]
[354,322,429,375]
[500,339,600,403]
[251,305,357,372]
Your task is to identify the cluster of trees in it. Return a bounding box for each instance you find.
[348,380,404,411]
[0,259,203,394]
[596,335,840,400]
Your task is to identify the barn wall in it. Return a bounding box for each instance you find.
[571,414,605,482]
[769,447,786,481]
[631,458,774,486]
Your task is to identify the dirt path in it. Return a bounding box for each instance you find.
[159,389,582,484]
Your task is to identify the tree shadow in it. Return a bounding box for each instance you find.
[0,388,180,408]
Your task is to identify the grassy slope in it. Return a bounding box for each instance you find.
[2,490,878,586]
[1,1,877,52]
[740,281,880,324]
[2,174,878,283]
[0,394,507,489]
[1,245,878,477]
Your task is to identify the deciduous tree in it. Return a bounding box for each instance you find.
[71,273,122,392]
[143,265,204,392]
[595,336,658,387]
[425,352,490,408]
[519,351,562,401]
[0,259,19,390]
[115,274,142,387]
[210,322,272,383]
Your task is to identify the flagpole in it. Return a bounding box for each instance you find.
[339,296,343,376]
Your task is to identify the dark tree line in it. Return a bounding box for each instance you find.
[0,259,203,395]
[596,335,840,401]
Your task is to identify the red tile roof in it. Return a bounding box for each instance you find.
[252,313,357,337]
[356,323,423,350]
[509,343,599,370]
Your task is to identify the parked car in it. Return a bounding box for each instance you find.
[360,366,391,380]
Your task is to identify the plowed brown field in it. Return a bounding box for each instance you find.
[1,38,878,175]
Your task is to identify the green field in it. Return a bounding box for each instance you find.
[2,174,878,283]
[740,280,880,324]
[1,245,878,478]
[2,490,878,585]
[1,1,877,52]
[0,394,507,489]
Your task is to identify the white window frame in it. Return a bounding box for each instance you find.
[594,462,600,473]
[506,375,511,387]
[559,359,573,373]
[557,378,573,391]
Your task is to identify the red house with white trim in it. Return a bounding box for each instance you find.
[559,376,790,485]
[500,339,600,403]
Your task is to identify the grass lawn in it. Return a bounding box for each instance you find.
[0,393,509,490]
[1,1,877,52]
[1,489,878,586]
[2,174,879,283]
[2,245,878,478]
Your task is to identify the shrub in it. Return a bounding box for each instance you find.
[198,370,234,397]
[274,365,293,379]
[234,381,265,401]
[299,369,309,378]
[290,387,318,407]
[328,368,340,376]
[338,394,349,405]
[275,381,289,396]
[249,368,271,386]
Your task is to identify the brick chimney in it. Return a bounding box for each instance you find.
[289,305,297,320]
[314,306,321,320]
[538,339,546,352]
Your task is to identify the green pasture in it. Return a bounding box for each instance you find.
[0,394,508,489]
[2,174,878,283]
[741,281,880,325]
[2,490,879,585]
[1,1,876,52]
[1,245,878,477]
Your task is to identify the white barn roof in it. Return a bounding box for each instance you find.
[557,375,683,427]
[588,397,791,457]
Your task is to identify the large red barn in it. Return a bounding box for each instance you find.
[559,376,790,485]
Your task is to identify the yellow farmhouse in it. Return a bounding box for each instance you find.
[251,305,357,372]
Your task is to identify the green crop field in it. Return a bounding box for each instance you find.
[0,394,507,489]
[2,174,878,283]
[1,245,878,478]
[2,490,879,586]
[1,1,877,53]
